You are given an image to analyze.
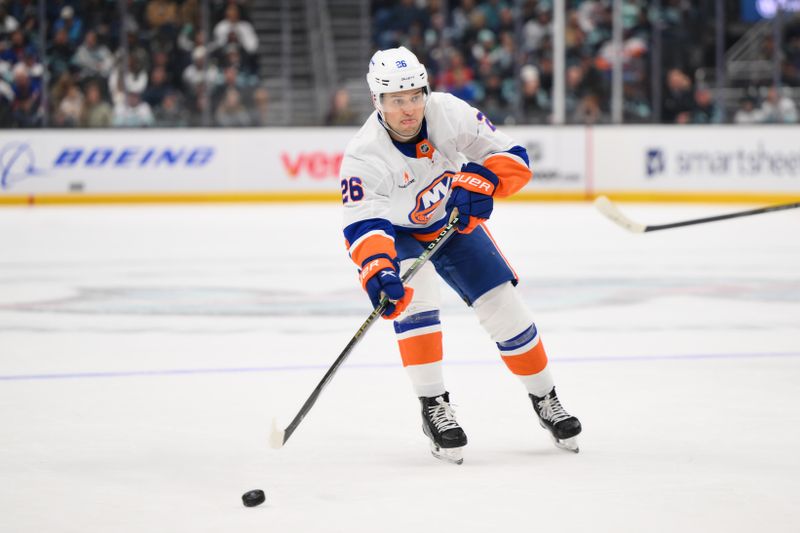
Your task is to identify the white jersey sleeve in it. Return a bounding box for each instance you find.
[340,120,400,270]
[427,93,532,198]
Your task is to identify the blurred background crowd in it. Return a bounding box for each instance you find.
[374,0,800,125]
[1,0,799,128]
[1,0,269,128]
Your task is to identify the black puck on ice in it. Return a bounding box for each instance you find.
[242,489,266,507]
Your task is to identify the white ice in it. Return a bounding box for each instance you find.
[1,202,799,533]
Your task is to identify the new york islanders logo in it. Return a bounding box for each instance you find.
[408,171,454,224]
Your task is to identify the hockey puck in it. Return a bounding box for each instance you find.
[242,489,265,507]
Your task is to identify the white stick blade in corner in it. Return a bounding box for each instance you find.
[593,196,646,233]
[269,418,285,449]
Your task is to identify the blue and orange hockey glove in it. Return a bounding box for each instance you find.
[446,162,500,234]
[359,256,414,320]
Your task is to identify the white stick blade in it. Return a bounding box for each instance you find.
[269,417,285,449]
[593,196,646,233]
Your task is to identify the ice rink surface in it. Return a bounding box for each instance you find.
[1,201,799,533]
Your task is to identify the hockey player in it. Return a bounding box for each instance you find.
[340,47,581,464]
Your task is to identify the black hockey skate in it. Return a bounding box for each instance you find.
[419,392,467,465]
[529,387,581,453]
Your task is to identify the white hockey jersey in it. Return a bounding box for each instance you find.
[341,92,532,269]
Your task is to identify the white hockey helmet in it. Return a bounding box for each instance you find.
[366,46,429,112]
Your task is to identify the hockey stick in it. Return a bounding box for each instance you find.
[594,195,800,233]
[269,213,460,449]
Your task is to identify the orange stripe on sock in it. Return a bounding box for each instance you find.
[483,154,532,198]
[398,331,443,367]
[501,340,548,375]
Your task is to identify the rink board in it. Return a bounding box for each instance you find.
[1,126,799,205]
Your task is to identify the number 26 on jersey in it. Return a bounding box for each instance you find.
[341,177,364,203]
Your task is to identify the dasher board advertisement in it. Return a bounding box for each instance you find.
[594,126,800,194]
[0,129,353,194]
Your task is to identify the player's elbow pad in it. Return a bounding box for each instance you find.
[482,154,532,199]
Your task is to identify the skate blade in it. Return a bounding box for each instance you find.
[430,443,464,465]
[552,436,579,453]
[539,421,579,453]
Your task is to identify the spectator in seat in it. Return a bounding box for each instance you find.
[480,69,511,124]
[2,29,31,65]
[218,45,257,87]
[479,0,504,32]
[564,64,586,118]
[150,49,178,87]
[81,81,113,127]
[448,64,480,105]
[52,6,83,47]
[49,72,74,113]
[451,0,477,44]
[47,27,75,79]
[72,30,114,81]
[325,87,358,126]
[11,62,41,127]
[143,65,171,108]
[0,4,19,39]
[211,64,250,109]
[759,85,798,123]
[155,90,189,127]
[497,5,515,34]
[182,45,219,96]
[376,0,429,49]
[519,64,548,123]
[690,86,720,124]
[108,52,149,105]
[662,68,694,124]
[622,81,651,123]
[112,91,154,127]
[178,24,211,60]
[19,47,44,84]
[436,50,474,91]
[490,31,516,78]
[188,83,211,126]
[733,96,763,124]
[54,82,84,127]
[214,87,251,127]
[523,5,551,53]
[213,4,258,70]
[573,93,602,124]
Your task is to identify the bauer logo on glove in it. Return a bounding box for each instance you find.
[445,162,499,234]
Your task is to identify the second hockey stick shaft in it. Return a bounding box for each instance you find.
[270,213,460,449]
[642,201,800,232]
[594,195,800,233]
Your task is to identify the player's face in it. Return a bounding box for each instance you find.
[381,88,426,139]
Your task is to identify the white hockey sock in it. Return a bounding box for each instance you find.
[473,282,555,397]
[405,361,446,398]
[517,367,555,397]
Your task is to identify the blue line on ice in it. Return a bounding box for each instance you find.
[1,351,799,382]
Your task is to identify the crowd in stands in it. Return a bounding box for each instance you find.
[373,0,800,125]
[2,0,799,128]
[0,0,270,128]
